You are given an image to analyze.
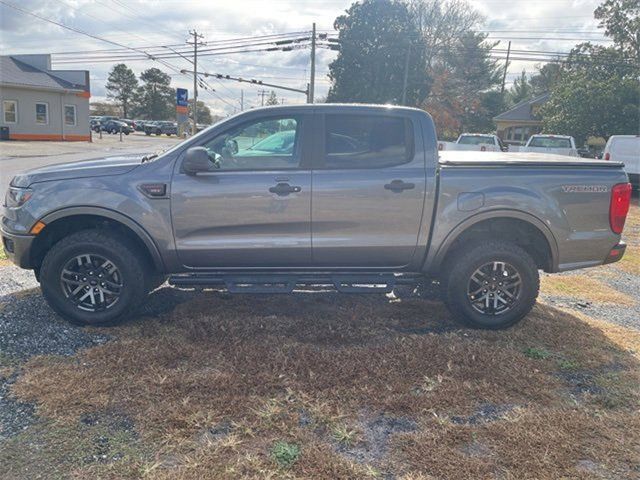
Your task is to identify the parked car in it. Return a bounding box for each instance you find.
[603,135,640,190]
[134,120,147,132]
[438,134,507,152]
[120,119,135,129]
[519,134,579,157]
[91,116,119,132]
[102,120,134,135]
[89,118,101,132]
[2,105,632,330]
[145,121,177,136]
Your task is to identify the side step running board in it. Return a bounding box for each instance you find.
[168,273,419,294]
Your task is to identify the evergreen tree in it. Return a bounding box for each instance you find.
[105,64,138,118]
[509,70,533,105]
[265,91,279,106]
[188,99,213,124]
[327,0,429,106]
[131,68,175,120]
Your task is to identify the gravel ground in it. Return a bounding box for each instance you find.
[540,262,640,331]
[0,264,190,440]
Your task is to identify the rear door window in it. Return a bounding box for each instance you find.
[324,114,413,169]
[528,137,572,148]
[458,135,494,145]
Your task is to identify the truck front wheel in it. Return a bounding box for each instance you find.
[443,241,539,329]
[39,230,149,326]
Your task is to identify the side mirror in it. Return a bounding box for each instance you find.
[183,147,213,175]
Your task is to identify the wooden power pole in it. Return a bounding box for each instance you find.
[501,41,512,95]
[187,30,205,134]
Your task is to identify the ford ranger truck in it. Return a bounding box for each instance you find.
[1,105,632,329]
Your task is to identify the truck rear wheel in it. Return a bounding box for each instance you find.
[39,230,149,326]
[443,241,539,329]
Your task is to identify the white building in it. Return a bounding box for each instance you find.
[0,54,90,141]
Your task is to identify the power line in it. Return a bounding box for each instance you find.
[0,0,190,76]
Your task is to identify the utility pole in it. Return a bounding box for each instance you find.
[500,40,511,95]
[401,44,411,106]
[240,89,244,111]
[258,89,269,106]
[308,22,316,103]
[187,29,205,135]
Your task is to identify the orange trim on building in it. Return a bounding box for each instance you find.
[9,133,90,142]
[75,91,91,98]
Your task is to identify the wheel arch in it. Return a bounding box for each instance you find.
[429,210,559,274]
[31,207,164,274]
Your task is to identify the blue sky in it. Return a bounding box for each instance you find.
[0,0,612,115]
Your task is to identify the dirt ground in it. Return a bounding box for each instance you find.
[0,206,638,479]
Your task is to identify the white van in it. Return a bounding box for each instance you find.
[603,136,640,189]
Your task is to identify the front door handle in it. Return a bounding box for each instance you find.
[384,179,415,193]
[269,182,301,196]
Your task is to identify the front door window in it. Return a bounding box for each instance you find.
[202,117,300,171]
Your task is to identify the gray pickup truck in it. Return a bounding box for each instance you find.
[1,105,632,329]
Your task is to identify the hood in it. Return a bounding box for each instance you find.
[10,155,142,188]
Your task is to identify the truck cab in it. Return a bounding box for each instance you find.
[523,134,579,157]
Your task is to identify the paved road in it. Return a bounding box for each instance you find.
[0,133,182,194]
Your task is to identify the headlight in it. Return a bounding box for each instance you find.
[4,187,33,208]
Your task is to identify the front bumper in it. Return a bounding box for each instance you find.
[1,224,35,269]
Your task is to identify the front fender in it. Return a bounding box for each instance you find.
[39,206,165,271]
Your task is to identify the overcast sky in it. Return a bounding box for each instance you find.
[0,0,613,116]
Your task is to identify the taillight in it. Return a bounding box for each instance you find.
[604,152,610,160]
[610,183,632,234]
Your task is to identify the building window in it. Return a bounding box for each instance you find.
[3,100,17,124]
[35,102,48,124]
[64,105,76,126]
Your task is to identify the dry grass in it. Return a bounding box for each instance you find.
[0,248,9,267]
[5,292,640,479]
[540,275,635,305]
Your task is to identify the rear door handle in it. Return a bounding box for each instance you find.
[269,182,301,196]
[384,179,415,193]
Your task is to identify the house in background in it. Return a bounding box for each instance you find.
[0,54,90,141]
[494,93,549,146]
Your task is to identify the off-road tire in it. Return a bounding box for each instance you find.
[40,229,149,326]
[443,241,539,329]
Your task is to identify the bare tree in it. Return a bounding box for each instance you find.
[409,0,483,70]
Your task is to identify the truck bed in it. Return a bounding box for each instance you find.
[438,150,623,167]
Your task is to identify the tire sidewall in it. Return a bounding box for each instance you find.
[446,244,539,329]
[40,234,146,325]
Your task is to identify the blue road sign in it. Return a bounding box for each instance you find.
[176,88,188,107]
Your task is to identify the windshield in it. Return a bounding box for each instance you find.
[528,137,572,148]
[458,135,494,145]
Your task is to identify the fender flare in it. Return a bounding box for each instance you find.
[428,209,560,273]
[39,206,164,271]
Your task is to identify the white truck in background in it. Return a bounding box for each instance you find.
[603,135,640,190]
[514,134,580,157]
[438,133,507,152]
